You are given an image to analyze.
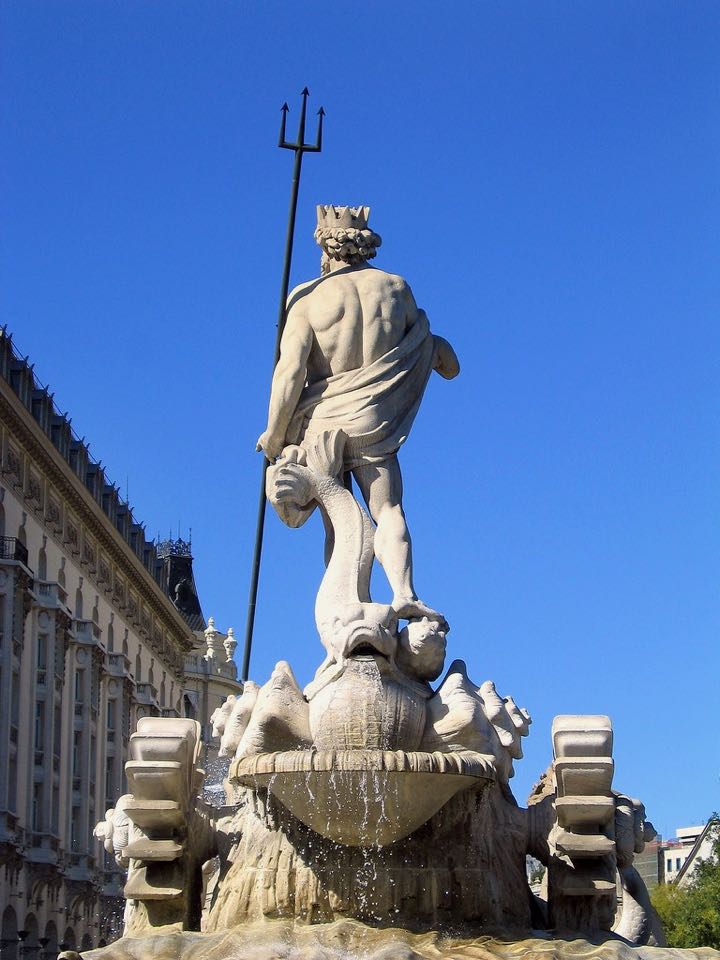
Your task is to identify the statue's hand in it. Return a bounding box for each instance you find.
[256,430,285,462]
[433,336,460,380]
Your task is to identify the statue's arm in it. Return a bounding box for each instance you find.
[257,310,313,461]
[401,280,460,380]
[433,336,460,380]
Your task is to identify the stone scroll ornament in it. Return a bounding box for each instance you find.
[82,203,667,955]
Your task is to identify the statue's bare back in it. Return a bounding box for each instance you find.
[293,264,415,382]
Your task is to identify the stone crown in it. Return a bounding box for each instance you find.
[316,205,370,231]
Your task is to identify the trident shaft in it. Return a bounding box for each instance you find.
[241,88,324,683]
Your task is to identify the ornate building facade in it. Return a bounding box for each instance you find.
[0,329,241,955]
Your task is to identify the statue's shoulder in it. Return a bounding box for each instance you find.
[357,266,411,293]
[287,277,323,313]
[289,278,320,298]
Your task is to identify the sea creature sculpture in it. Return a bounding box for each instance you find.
[266,429,402,671]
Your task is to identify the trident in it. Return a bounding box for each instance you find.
[241,88,325,683]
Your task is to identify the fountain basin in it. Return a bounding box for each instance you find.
[228,749,495,846]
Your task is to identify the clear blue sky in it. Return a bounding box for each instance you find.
[2,2,718,841]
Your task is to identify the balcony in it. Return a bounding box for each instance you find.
[74,618,103,646]
[0,535,29,567]
[106,652,131,678]
[35,579,71,612]
[27,831,60,864]
[134,682,159,707]
[66,852,95,882]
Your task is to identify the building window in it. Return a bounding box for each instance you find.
[105,759,114,800]
[10,670,20,736]
[676,857,681,871]
[34,701,45,751]
[90,734,96,786]
[107,699,115,730]
[37,634,47,684]
[32,782,43,832]
[74,668,84,701]
[71,805,82,851]
[7,755,17,812]
[53,703,62,756]
[72,730,82,775]
[667,858,672,872]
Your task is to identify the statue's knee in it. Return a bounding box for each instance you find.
[377,503,407,537]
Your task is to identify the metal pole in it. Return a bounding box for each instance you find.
[241,90,324,683]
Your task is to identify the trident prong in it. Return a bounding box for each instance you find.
[279,87,325,153]
[278,102,289,147]
[242,88,325,683]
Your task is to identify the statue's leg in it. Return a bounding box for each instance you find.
[352,458,416,606]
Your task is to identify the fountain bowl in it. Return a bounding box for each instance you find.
[228,749,496,846]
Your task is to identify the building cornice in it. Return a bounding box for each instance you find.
[0,376,193,661]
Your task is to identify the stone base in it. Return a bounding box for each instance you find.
[71,918,719,960]
[207,781,530,932]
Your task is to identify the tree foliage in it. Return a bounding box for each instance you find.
[652,819,720,949]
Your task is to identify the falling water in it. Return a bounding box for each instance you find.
[201,753,232,807]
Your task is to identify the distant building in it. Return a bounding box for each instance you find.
[0,328,241,956]
[633,836,663,891]
[662,825,705,884]
[675,820,719,888]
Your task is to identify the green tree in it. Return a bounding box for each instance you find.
[652,819,720,948]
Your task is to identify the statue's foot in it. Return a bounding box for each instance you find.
[392,596,448,629]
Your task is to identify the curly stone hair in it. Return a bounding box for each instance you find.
[314,226,382,266]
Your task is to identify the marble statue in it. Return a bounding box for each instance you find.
[75,204,697,960]
[257,205,459,621]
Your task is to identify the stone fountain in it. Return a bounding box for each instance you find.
[79,206,700,960]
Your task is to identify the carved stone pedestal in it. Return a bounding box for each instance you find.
[206,781,530,933]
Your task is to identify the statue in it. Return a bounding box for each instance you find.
[256,205,459,620]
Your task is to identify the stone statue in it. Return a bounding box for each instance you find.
[257,205,459,620]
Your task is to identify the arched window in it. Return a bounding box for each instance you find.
[44,920,58,960]
[0,502,5,538]
[58,561,66,588]
[23,915,38,955]
[135,653,142,683]
[107,622,115,653]
[62,926,76,951]
[17,522,27,547]
[2,905,18,960]
[75,588,83,619]
[37,547,48,580]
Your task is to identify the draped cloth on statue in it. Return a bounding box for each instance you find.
[286,311,437,471]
